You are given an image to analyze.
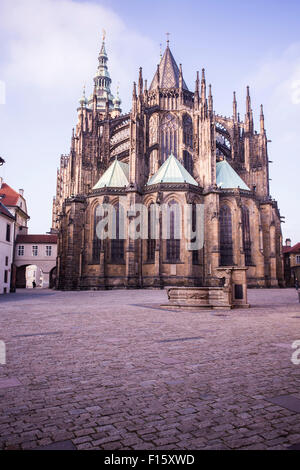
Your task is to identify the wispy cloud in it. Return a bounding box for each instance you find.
[244,43,300,241]
[0,0,156,108]
[0,0,156,234]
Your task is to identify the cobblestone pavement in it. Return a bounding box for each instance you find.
[0,288,300,450]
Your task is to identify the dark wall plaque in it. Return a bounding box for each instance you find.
[234,284,243,299]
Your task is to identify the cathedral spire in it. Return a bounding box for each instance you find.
[246,86,251,114]
[149,44,188,91]
[208,84,213,115]
[195,71,199,93]
[233,91,238,121]
[179,64,183,90]
[245,86,253,133]
[138,67,143,96]
[132,81,137,100]
[260,104,265,134]
[132,81,137,114]
[201,68,206,101]
[88,31,118,113]
[194,71,200,108]
[79,85,88,108]
[166,32,170,48]
[200,68,207,118]
[156,64,160,91]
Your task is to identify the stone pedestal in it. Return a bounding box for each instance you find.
[162,286,232,310]
[216,266,250,308]
[161,266,250,310]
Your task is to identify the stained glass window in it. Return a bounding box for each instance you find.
[183,114,193,148]
[147,203,156,262]
[191,203,199,264]
[160,113,178,162]
[111,204,124,263]
[166,201,180,262]
[242,206,252,265]
[183,151,193,174]
[149,114,158,145]
[219,205,233,266]
[92,205,102,264]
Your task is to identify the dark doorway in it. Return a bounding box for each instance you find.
[49,267,57,289]
[16,265,27,288]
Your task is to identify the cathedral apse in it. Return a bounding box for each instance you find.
[53,34,284,290]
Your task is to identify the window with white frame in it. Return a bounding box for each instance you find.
[46,246,52,257]
[296,255,300,265]
[18,245,24,256]
[32,245,38,256]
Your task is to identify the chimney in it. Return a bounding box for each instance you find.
[285,238,291,247]
[19,189,24,197]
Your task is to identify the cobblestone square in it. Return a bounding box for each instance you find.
[0,288,300,450]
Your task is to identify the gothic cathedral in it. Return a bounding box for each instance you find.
[53,35,284,290]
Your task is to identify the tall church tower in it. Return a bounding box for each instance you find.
[87,30,116,112]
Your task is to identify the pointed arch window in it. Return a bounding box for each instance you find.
[183,151,193,174]
[219,205,233,266]
[192,202,199,265]
[166,200,181,263]
[242,206,252,265]
[147,203,156,262]
[149,114,158,145]
[160,113,178,162]
[92,205,102,264]
[111,204,125,263]
[183,114,193,148]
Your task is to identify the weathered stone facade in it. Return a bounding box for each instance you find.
[53,37,284,290]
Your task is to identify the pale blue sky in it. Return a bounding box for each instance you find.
[0,0,299,243]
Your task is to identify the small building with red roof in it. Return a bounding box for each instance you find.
[283,239,300,287]
[0,177,57,292]
[0,179,30,239]
[0,199,15,294]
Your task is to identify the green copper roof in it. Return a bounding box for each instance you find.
[147,153,198,186]
[93,159,129,189]
[216,160,250,190]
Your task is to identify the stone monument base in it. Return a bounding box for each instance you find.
[161,267,250,310]
[161,286,232,310]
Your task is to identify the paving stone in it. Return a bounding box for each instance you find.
[288,442,300,450]
[0,288,300,450]
[267,395,300,413]
[74,428,95,437]
[0,378,22,389]
[73,435,92,445]
[35,440,77,450]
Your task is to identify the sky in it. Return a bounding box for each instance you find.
[0,0,299,243]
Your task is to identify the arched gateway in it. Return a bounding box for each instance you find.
[14,234,57,289]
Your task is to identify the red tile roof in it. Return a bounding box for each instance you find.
[283,242,300,254]
[16,234,57,244]
[0,201,15,220]
[0,182,21,206]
